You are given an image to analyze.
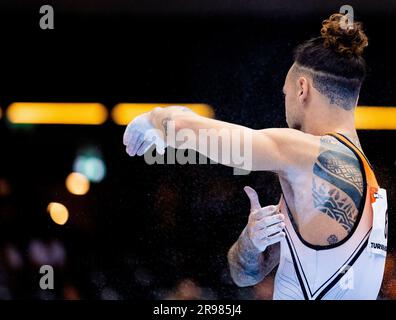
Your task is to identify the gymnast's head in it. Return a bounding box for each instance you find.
[283,13,368,131]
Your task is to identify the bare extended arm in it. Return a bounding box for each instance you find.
[149,106,319,173]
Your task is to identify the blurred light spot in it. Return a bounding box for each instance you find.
[48,239,66,267]
[74,155,106,183]
[47,202,69,225]
[4,244,23,270]
[0,178,11,197]
[7,103,108,125]
[166,279,203,300]
[0,107,2,120]
[63,284,81,300]
[28,239,51,265]
[65,172,90,195]
[356,106,396,130]
[112,103,214,125]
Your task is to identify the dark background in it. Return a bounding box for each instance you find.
[0,0,395,299]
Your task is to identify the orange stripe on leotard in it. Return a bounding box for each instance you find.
[329,133,379,203]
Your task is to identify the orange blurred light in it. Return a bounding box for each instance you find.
[65,172,90,195]
[7,103,108,125]
[47,202,69,225]
[0,178,11,197]
[356,106,396,130]
[111,103,215,125]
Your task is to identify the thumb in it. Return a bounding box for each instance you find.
[244,186,261,211]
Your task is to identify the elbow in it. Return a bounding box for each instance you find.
[229,272,262,288]
[231,276,256,288]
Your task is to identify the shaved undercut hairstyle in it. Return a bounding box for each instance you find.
[293,13,369,110]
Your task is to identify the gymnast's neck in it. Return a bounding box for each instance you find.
[298,99,358,139]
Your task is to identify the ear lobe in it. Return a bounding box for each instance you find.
[297,77,309,104]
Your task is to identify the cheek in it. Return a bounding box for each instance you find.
[285,96,293,115]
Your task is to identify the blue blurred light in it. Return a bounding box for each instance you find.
[73,148,106,183]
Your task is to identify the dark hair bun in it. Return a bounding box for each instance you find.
[321,13,368,57]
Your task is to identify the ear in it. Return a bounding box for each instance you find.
[297,76,309,105]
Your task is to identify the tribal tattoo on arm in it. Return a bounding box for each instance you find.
[312,136,364,242]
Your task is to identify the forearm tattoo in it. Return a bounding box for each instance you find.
[228,229,278,286]
[312,136,364,237]
[161,116,171,138]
